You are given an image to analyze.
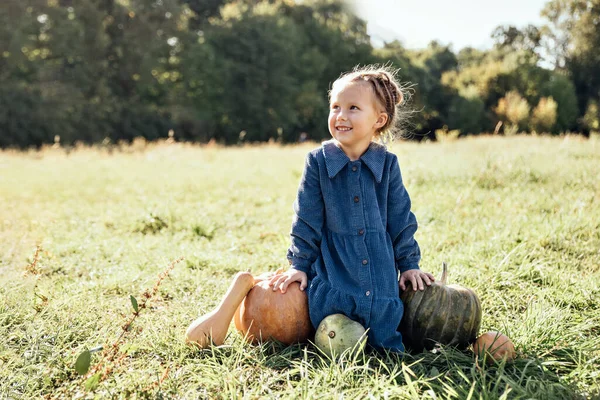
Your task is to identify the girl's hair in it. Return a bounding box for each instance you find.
[330,64,412,141]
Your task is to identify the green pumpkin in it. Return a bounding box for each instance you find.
[315,313,367,358]
[399,262,482,352]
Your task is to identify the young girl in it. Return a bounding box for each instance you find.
[269,65,434,352]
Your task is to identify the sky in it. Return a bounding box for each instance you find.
[348,0,550,50]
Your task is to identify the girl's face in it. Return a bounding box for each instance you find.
[328,81,387,160]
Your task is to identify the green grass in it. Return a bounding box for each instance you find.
[1,135,599,399]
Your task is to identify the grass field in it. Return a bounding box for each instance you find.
[1,135,599,399]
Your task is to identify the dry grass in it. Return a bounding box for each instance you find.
[0,135,598,398]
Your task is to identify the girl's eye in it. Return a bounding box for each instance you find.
[331,105,339,110]
[350,105,359,110]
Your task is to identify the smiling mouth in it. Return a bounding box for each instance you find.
[336,127,352,132]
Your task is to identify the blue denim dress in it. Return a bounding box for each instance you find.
[287,140,421,352]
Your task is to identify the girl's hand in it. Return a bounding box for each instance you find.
[268,268,308,293]
[399,269,435,292]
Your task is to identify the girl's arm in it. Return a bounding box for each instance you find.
[387,155,421,274]
[285,152,324,278]
[387,155,435,291]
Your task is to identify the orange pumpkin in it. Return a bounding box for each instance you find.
[473,331,516,363]
[235,280,312,345]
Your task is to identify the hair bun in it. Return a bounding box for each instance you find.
[378,73,403,106]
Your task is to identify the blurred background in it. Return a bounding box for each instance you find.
[1,0,598,148]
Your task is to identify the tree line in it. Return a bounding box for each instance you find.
[1,0,599,148]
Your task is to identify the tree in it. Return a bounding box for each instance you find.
[495,91,530,134]
[582,100,599,132]
[8,0,587,147]
[372,41,425,137]
[178,0,378,143]
[405,42,459,138]
[491,24,542,59]
[180,0,231,29]
[447,86,487,135]
[0,0,189,147]
[284,0,376,140]
[181,1,319,143]
[530,97,558,133]
[543,0,600,133]
[540,72,579,132]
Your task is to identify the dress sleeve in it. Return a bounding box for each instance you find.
[286,152,324,275]
[387,155,421,274]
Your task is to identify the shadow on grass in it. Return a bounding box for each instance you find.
[183,338,590,399]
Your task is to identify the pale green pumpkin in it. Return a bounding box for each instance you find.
[315,313,367,358]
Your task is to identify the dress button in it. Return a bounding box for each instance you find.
[366,291,371,296]
[354,196,360,203]
[358,229,364,235]
[362,259,368,265]
[352,166,358,172]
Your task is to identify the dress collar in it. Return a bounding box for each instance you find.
[322,139,386,183]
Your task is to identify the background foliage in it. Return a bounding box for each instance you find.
[1,0,600,148]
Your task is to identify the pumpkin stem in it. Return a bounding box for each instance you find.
[441,262,448,285]
[328,331,336,338]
